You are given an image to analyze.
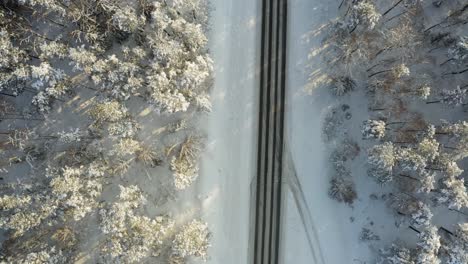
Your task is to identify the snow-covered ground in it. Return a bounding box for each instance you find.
[280,0,468,263]
[198,1,467,263]
[280,1,358,263]
[196,0,260,263]
[280,1,396,263]
[199,1,394,263]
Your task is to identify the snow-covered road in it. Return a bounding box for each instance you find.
[198,0,376,263]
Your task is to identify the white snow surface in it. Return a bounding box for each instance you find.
[196,0,260,263]
[280,1,398,263]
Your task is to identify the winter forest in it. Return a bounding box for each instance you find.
[321,0,467,263]
[0,0,467,263]
[0,0,211,263]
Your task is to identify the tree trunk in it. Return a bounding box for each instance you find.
[368,69,392,78]
[339,0,346,9]
[367,62,383,72]
[425,4,468,32]
[442,145,459,150]
[440,58,454,66]
[46,17,66,28]
[409,226,421,234]
[349,23,359,34]
[424,22,442,33]
[397,174,420,182]
[443,68,468,76]
[425,167,442,171]
[385,11,407,24]
[449,208,468,216]
[372,46,392,60]
[382,0,404,17]
[439,226,454,236]
[428,46,442,53]
[0,92,16,97]
[0,116,45,121]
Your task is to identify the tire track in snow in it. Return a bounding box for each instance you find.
[283,144,326,264]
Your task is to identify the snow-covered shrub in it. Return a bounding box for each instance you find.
[14,0,66,15]
[330,138,360,174]
[417,171,436,193]
[113,138,142,157]
[136,146,160,167]
[195,93,212,112]
[68,46,98,74]
[108,120,140,138]
[416,137,439,162]
[330,150,348,176]
[328,176,357,204]
[38,41,68,60]
[143,2,213,114]
[330,76,356,96]
[378,244,414,264]
[152,89,191,113]
[0,195,31,210]
[57,128,82,143]
[179,55,213,90]
[111,7,145,33]
[31,92,52,113]
[52,227,76,248]
[438,121,468,160]
[91,54,144,100]
[171,19,208,53]
[440,159,464,178]
[360,228,380,241]
[368,166,394,185]
[362,119,386,139]
[349,1,381,31]
[410,201,433,227]
[397,148,427,172]
[367,142,397,184]
[391,195,433,227]
[8,129,33,150]
[415,226,441,264]
[414,84,431,100]
[172,220,211,260]
[1,163,105,238]
[4,246,67,264]
[393,64,411,79]
[440,86,467,107]
[0,30,27,71]
[444,223,468,264]
[322,106,344,141]
[0,29,30,94]
[448,36,468,64]
[368,142,396,172]
[100,185,175,263]
[0,196,57,238]
[437,176,468,210]
[49,166,102,221]
[446,161,464,178]
[340,138,361,159]
[439,121,468,138]
[171,137,202,190]
[89,100,128,123]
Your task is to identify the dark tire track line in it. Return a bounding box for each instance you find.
[252,0,288,263]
